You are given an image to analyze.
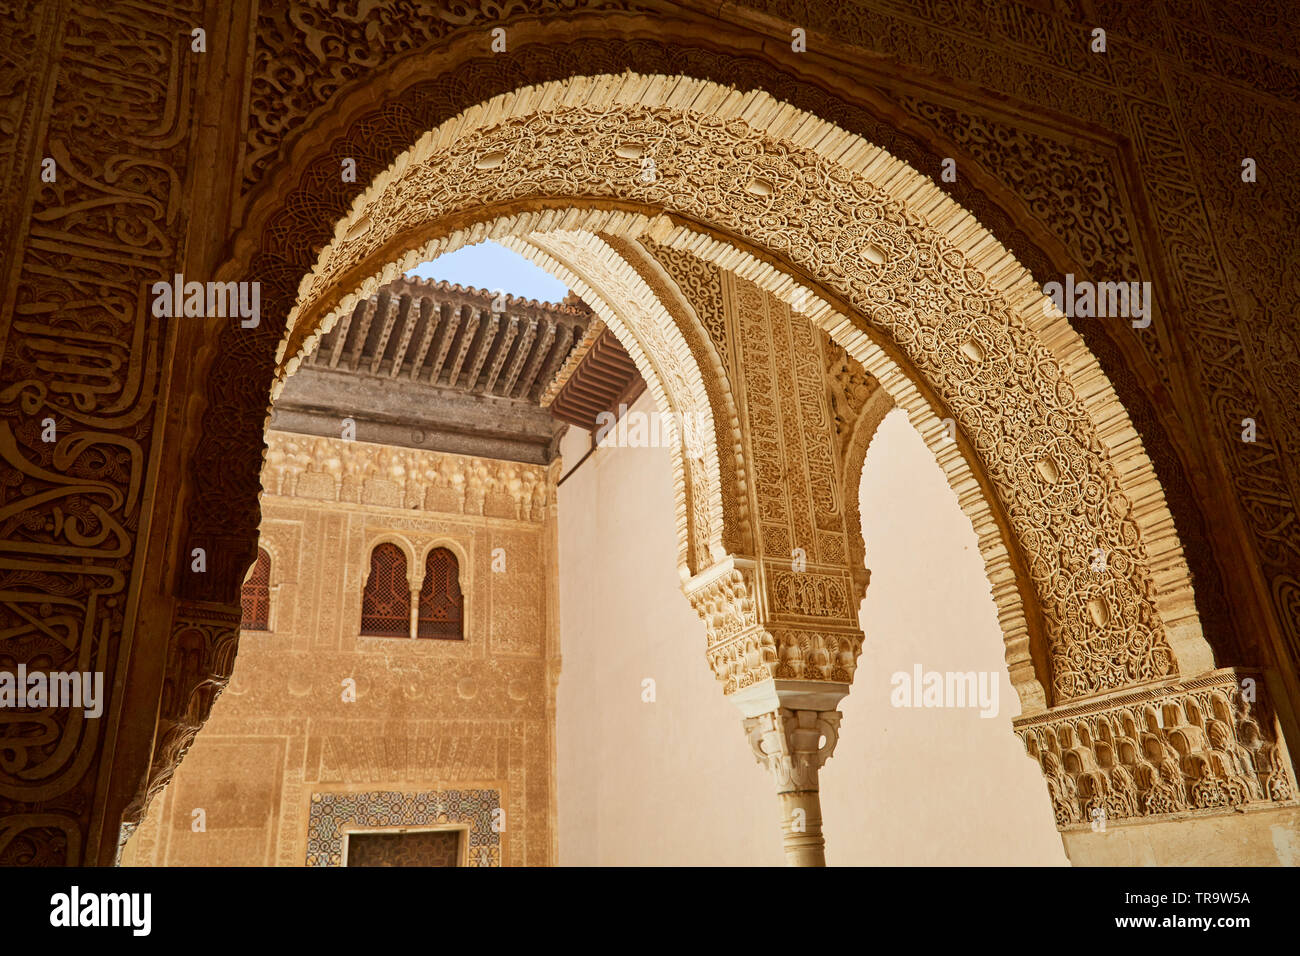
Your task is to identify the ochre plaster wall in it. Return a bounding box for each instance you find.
[122,433,558,866]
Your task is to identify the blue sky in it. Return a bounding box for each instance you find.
[406,241,569,303]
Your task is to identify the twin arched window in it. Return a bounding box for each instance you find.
[361,543,464,640]
[240,547,272,630]
[239,542,464,639]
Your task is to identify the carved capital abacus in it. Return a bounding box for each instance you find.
[1015,669,1297,830]
[743,707,843,794]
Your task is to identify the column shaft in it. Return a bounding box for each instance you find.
[779,790,826,866]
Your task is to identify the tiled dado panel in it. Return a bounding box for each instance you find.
[306,789,502,867]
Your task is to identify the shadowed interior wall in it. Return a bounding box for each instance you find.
[557,396,1066,864]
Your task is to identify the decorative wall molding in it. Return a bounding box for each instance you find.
[263,430,553,523]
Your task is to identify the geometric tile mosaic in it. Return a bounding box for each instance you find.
[306,789,501,866]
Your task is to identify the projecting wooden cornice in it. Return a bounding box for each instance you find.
[271,276,595,463]
[546,327,647,430]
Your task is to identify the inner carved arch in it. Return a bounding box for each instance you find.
[592,232,753,558]
[504,230,730,576]
[283,217,728,580]
[834,372,895,612]
[276,72,1209,712]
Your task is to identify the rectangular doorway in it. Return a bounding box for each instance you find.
[342,826,468,866]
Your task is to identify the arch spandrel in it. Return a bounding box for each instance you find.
[281,72,1207,710]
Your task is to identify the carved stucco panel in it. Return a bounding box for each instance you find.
[1016,670,1296,829]
[0,0,204,864]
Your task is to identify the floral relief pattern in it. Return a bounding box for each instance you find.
[1017,671,1294,826]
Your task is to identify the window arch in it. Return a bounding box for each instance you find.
[361,543,411,637]
[241,547,272,630]
[418,547,464,640]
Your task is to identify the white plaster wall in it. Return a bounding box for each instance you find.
[555,392,783,865]
[556,395,1066,865]
[820,408,1067,865]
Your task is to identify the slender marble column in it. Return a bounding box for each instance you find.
[741,701,844,866]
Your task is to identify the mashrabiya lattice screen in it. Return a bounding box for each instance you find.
[361,543,410,637]
[418,547,463,640]
[240,547,271,631]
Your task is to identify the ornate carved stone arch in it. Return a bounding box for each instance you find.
[591,232,754,557]
[360,532,420,592]
[835,375,895,613]
[502,229,730,576]
[226,28,1229,683]
[644,231,1205,713]
[190,25,1234,675]
[264,73,1208,716]
[416,535,471,572]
